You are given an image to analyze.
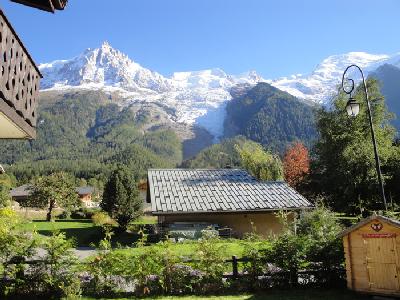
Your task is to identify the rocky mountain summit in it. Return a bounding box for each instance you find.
[39,42,262,139]
[39,42,400,139]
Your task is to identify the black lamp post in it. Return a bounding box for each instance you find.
[341,64,387,211]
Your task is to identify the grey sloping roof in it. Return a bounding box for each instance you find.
[76,186,94,195]
[148,169,312,215]
[338,214,400,238]
[10,184,33,197]
[10,185,94,197]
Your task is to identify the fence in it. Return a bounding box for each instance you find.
[180,255,345,281]
[1,253,346,298]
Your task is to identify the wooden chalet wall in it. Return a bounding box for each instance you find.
[0,9,41,138]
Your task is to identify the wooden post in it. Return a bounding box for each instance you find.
[232,255,238,278]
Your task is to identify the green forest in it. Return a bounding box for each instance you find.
[2,79,400,214]
[224,82,317,153]
[1,83,317,184]
[0,90,182,183]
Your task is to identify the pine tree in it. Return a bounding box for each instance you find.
[101,167,142,231]
[312,78,397,213]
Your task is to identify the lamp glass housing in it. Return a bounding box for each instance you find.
[346,98,360,117]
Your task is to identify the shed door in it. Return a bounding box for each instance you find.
[365,237,399,291]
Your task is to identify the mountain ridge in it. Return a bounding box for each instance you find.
[38,42,400,139]
[39,41,263,139]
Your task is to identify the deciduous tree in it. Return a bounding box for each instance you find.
[0,173,15,208]
[283,142,310,188]
[29,172,79,221]
[236,141,283,181]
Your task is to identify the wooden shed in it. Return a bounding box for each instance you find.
[339,215,400,297]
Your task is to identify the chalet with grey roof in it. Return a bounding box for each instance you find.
[147,169,312,236]
[10,185,98,207]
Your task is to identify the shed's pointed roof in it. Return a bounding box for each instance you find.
[338,214,400,238]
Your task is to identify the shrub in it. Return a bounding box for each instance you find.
[57,210,71,219]
[83,250,134,297]
[1,230,81,298]
[129,232,164,296]
[70,207,100,219]
[297,206,345,286]
[0,184,11,208]
[265,207,345,288]
[35,231,81,298]
[0,208,38,297]
[164,264,200,295]
[92,211,116,227]
[267,231,307,287]
[262,211,308,287]
[146,239,182,295]
[241,231,271,290]
[192,229,226,293]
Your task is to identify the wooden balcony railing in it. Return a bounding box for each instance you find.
[0,9,42,139]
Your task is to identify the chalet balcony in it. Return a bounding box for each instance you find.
[0,9,42,139]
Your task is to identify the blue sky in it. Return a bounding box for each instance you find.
[2,0,400,78]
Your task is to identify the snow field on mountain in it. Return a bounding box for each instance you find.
[39,42,400,138]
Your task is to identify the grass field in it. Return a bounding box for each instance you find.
[18,218,255,254]
[18,216,157,247]
[19,219,141,248]
[19,219,104,247]
[82,288,372,299]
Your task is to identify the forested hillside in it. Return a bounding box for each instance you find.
[370,64,400,132]
[181,136,247,168]
[1,82,322,185]
[1,90,182,182]
[224,82,317,153]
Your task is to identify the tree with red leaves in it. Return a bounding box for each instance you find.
[283,142,310,188]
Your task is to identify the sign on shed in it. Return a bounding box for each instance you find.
[339,215,400,297]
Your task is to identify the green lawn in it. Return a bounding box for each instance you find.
[19,219,156,248]
[19,219,104,247]
[19,219,96,231]
[18,219,259,255]
[82,288,372,299]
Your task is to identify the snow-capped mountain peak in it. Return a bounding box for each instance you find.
[39,42,266,139]
[39,44,400,139]
[270,51,392,103]
[39,41,172,92]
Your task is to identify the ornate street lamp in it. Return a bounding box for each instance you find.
[341,64,387,211]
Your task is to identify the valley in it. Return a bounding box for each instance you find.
[2,42,400,183]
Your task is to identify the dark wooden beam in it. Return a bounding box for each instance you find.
[10,0,67,13]
[0,99,36,139]
[51,0,67,10]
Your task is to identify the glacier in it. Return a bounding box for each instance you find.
[39,41,400,139]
